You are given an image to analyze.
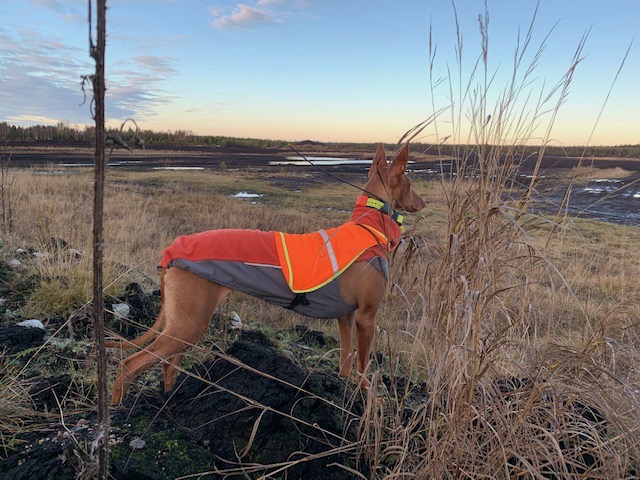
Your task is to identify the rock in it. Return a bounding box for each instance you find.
[17,319,45,330]
[32,252,52,260]
[128,437,146,450]
[230,310,244,329]
[111,303,130,319]
[7,259,24,269]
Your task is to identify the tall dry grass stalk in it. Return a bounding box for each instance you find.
[1,5,639,477]
[356,4,640,478]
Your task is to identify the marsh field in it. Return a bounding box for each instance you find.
[0,141,639,479]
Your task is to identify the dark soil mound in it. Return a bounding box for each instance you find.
[0,330,364,479]
[0,324,46,353]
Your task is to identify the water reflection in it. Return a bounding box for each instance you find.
[270,156,372,166]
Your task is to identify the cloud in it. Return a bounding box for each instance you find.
[0,29,92,124]
[132,56,178,77]
[207,6,226,17]
[28,0,85,25]
[208,1,313,30]
[108,54,179,119]
[212,4,279,30]
[0,28,179,126]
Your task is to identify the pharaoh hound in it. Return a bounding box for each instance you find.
[109,143,425,404]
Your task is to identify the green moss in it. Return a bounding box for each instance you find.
[24,277,87,320]
[111,416,219,479]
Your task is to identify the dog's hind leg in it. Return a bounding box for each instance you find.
[111,268,230,405]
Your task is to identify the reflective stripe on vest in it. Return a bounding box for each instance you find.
[318,229,340,276]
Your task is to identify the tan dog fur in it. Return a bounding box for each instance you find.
[109,144,425,405]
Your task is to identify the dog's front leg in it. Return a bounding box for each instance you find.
[338,312,356,378]
[162,353,184,393]
[354,306,378,390]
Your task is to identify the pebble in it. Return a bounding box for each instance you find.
[112,303,130,319]
[129,437,146,450]
[7,259,24,269]
[17,319,46,330]
[230,311,244,329]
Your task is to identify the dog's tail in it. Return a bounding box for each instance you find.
[105,269,167,350]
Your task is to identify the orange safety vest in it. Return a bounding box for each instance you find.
[274,221,390,293]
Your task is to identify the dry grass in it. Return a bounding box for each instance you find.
[1,156,638,476]
[565,166,633,181]
[2,3,639,477]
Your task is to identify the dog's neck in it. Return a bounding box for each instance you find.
[354,195,404,226]
[350,195,403,251]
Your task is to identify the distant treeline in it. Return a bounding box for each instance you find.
[0,122,285,149]
[1,121,639,158]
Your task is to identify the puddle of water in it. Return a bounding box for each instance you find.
[592,178,622,183]
[152,166,205,171]
[58,161,146,167]
[581,178,627,196]
[583,187,609,194]
[271,156,419,167]
[232,191,263,198]
[270,156,370,166]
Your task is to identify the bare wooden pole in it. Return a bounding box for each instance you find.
[90,0,110,477]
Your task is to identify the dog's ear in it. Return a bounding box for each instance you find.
[369,143,388,178]
[389,143,409,177]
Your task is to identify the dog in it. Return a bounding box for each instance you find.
[108,143,425,405]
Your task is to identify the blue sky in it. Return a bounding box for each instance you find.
[0,0,638,146]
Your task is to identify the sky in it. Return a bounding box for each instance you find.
[0,0,638,146]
